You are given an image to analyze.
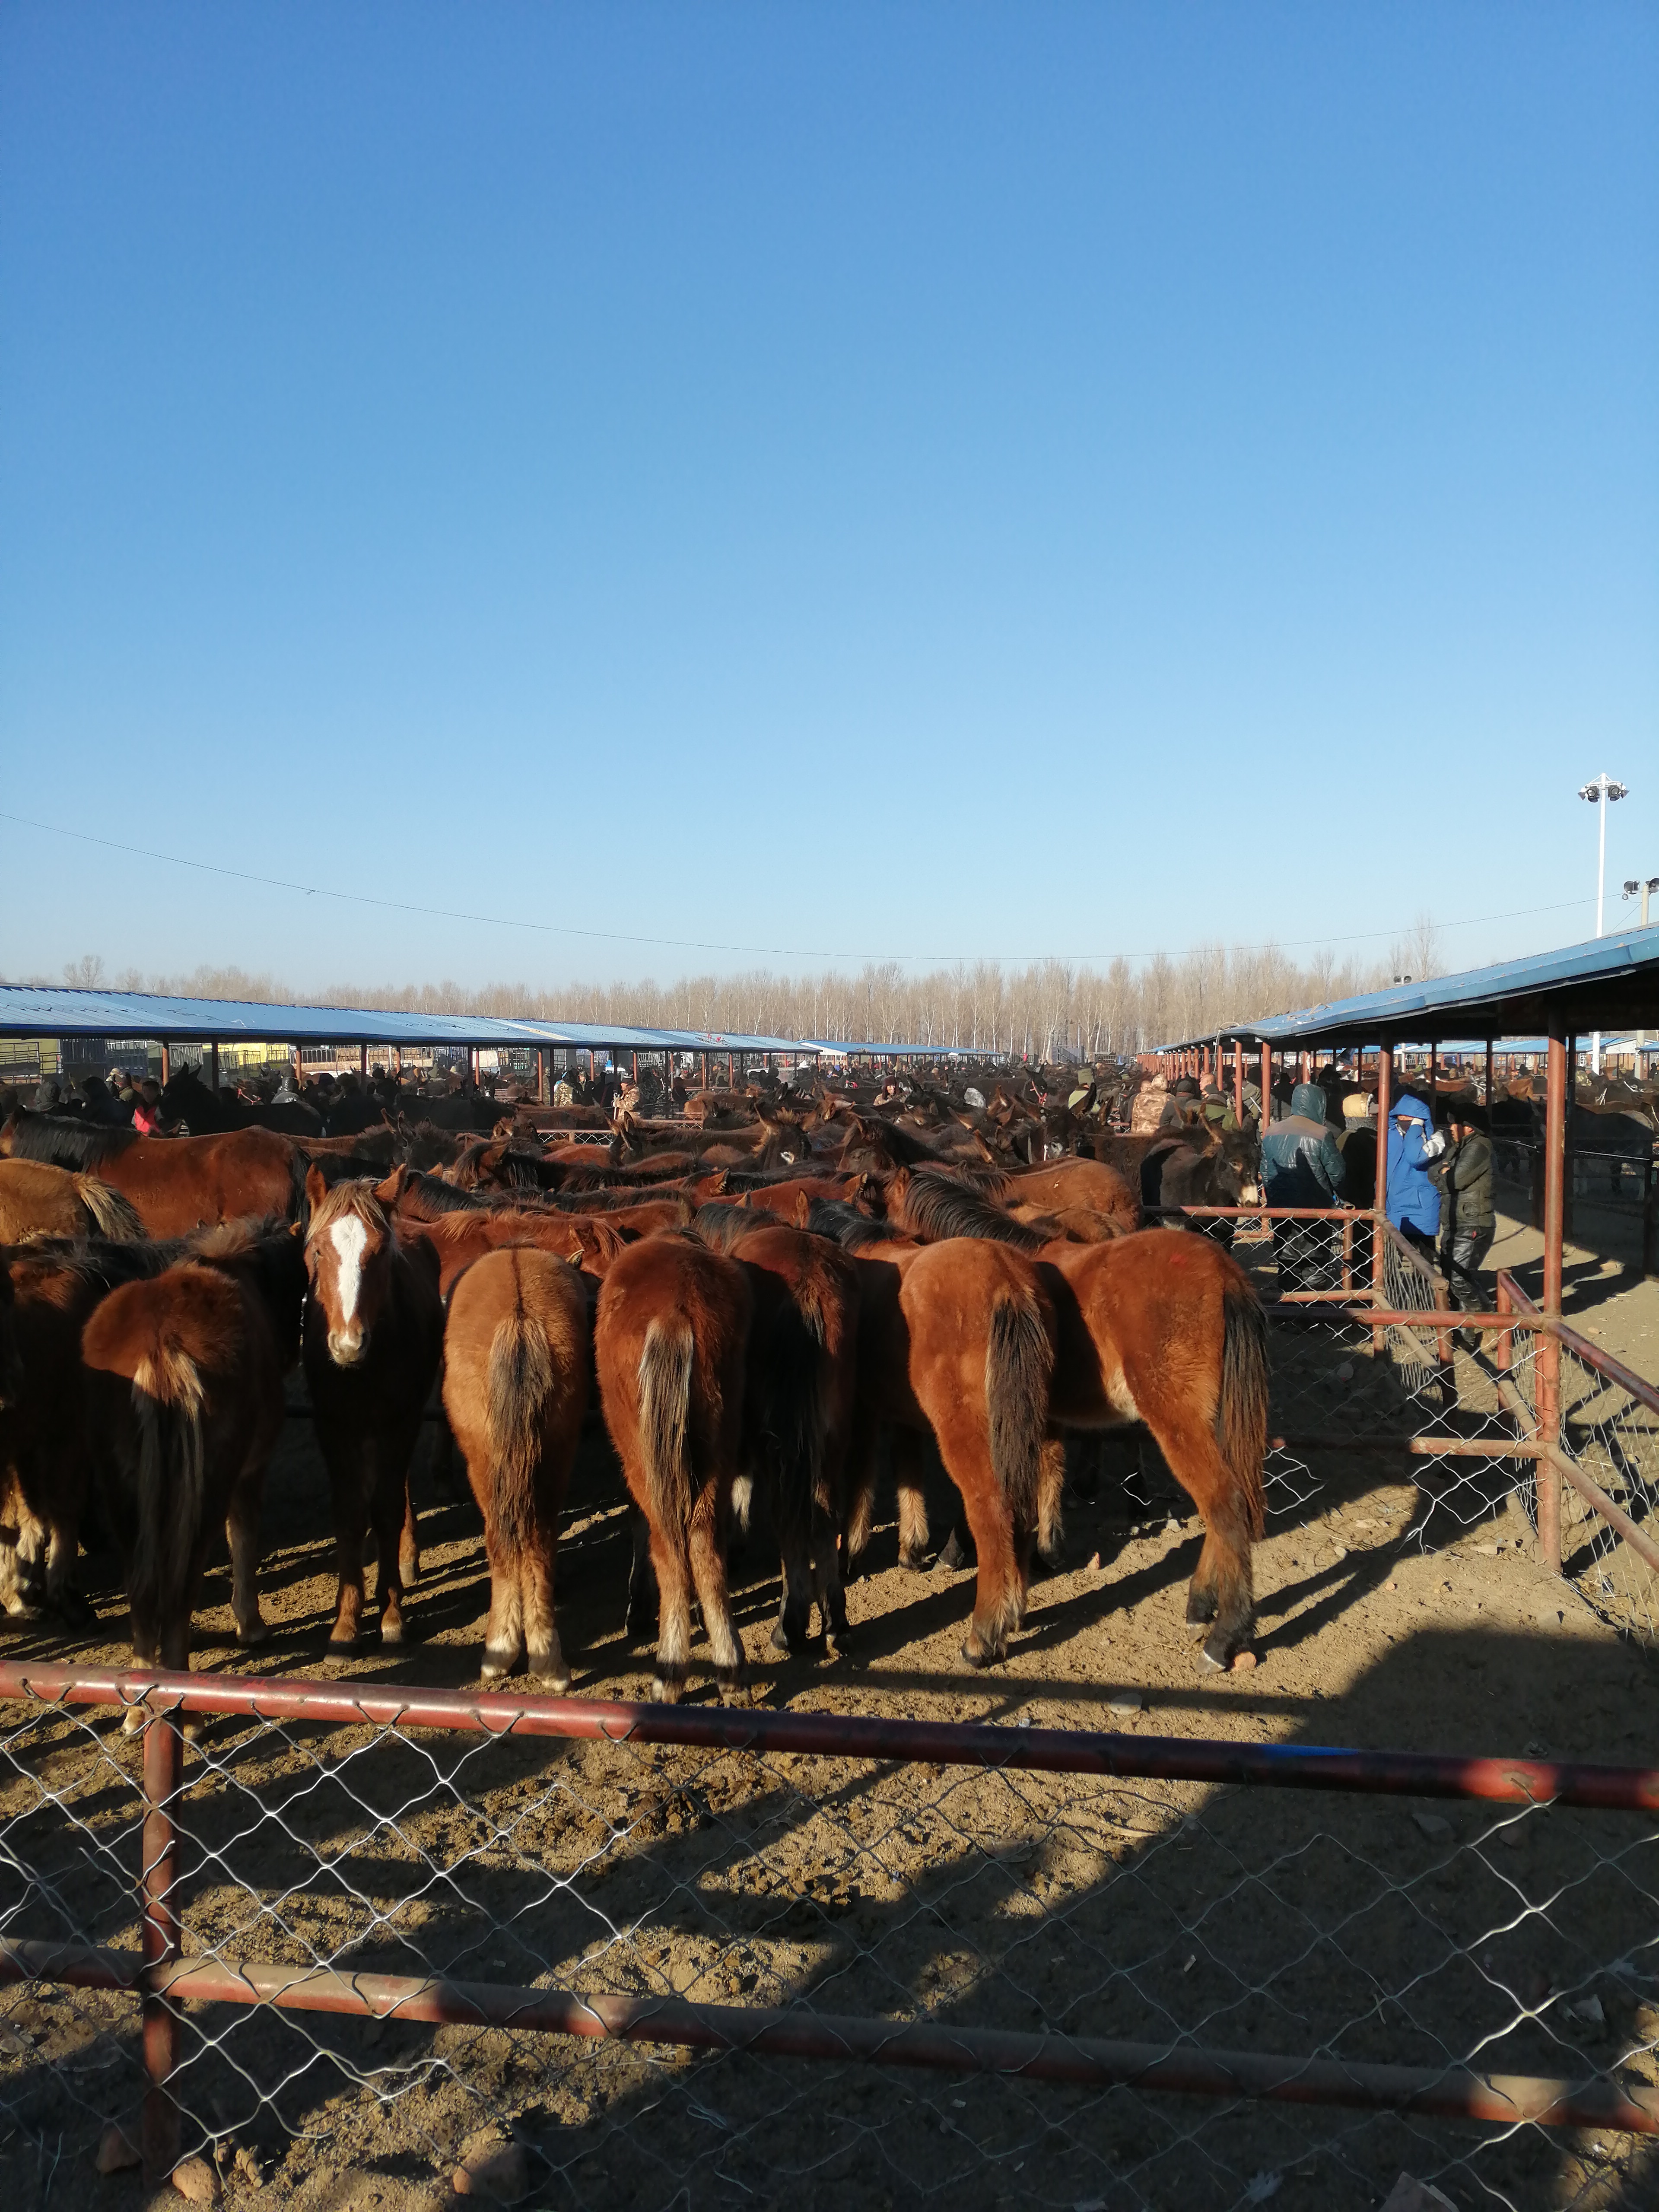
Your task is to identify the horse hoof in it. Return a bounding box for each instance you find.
[381,1621,404,1648]
[1185,1587,1219,1627]
[236,1621,270,1649]
[960,1637,998,1670]
[1201,1621,1249,1670]
[897,1547,929,1574]
[120,1707,146,1737]
[652,1675,683,1705]
[328,1629,360,1653]
[936,1531,971,1573]
[718,1677,752,1708]
[480,1651,513,1681]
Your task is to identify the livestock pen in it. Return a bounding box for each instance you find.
[5,937,1659,2211]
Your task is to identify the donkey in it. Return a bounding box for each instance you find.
[593,1235,752,1702]
[302,1170,442,1647]
[442,1246,590,1687]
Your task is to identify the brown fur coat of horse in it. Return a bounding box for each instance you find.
[0,1159,147,1243]
[594,1235,752,1701]
[442,1246,590,1688]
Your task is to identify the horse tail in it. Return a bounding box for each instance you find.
[1217,1274,1269,1540]
[985,1279,1053,1531]
[128,1344,207,1633]
[75,1176,146,1242]
[484,1302,555,1555]
[637,1318,695,1535]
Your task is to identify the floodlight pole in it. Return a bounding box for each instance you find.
[1579,772,1629,1074]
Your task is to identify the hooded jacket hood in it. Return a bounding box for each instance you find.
[1289,1083,1327,1123]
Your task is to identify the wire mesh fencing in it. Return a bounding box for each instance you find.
[3,1670,1657,2212]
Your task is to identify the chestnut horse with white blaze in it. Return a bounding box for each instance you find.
[302,1170,442,1647]
[442,1246,590,1688]
[594,1234,752,1702]
[79,1224,307,1710]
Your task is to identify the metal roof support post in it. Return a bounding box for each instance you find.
[209,1042,219,1095]
[1259,1042,1271,1131]
[1233,1038,1244,1125]
[1373,1042,1392,1302]
[1484,1036,1494,1111]
[1536,1012,1569,1574]
[359,1043,368,1079]
[536,1049,547,1106]
[159,1040,171,1086]
[1564,1035,1577,1240]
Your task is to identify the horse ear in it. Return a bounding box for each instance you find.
[304,1163,328,1212]
[373,1165,408,1206]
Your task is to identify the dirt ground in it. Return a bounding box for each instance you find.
[3,1179,1657,2212]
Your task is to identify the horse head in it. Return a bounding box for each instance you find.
[304,1167,397,1368]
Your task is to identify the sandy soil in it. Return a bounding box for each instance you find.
[3,1195,1658,2212]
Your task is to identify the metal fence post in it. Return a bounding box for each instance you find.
[141,1705,183,2186]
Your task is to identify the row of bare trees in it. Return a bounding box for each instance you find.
[51,920,1447,1058]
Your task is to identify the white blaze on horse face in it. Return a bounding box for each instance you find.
[329,1216,369,1351]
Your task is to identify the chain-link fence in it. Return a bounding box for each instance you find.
[3,1669,1657,2212]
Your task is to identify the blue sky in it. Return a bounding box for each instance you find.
[1,2,1655,992]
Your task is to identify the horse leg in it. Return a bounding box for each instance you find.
[688,1483,747,1704]
[1036,1437,1067,1570]
[399,1483,421,1588]
[480,1526,525,1682]
[521,1526,569,1693]
[771,1450,815,1656]
[371,1460,410,1646]
[931,1419,1022,1667]
[1142,1409,1256,1669]
[646,1514,693,1703]
[328,1454,368,1649]
[625,1508,658,1639]
[226,1471,268,1646]
[894,1426,931,1570]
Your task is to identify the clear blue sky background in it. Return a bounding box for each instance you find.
[2,2,1655,993]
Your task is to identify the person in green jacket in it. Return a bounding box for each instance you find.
[1429,1104,1494,1329]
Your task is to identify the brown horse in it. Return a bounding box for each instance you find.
[695,1213,862,1656]
[804,1205,1058,1665]
[594,1235,751,1701]
[302,1171,442,1647]
[80,1224,306,1705]
[3,1241,170,1618]
[383,1184,628,1293]
[1038,1230,1269,1668]
[0,1110,302,1235]
[442,1246,590,1687]
[0,1158,147,1243]
[1005,1156,1141,1233]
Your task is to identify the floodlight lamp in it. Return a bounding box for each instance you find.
[1579,784,1599,801]
[1627,881,1642,896]
[1608,782,1629,801]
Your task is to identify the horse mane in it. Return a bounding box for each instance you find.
[804,1199,907,1249]
[691,1202,761,1254]
[3,1109,139,1168]
[305,1176,392,1244]
[887,1167,1051,1253]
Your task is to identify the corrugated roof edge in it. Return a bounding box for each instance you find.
[1152,924,1659,1050]
[0,985,985,1060]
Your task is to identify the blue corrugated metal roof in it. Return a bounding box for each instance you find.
[0,985,812,1057]
[1156,925,1659,1049]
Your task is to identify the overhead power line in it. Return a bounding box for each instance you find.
[0,808,1593,969]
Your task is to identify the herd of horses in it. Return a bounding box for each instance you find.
[0,1072,1273,1704]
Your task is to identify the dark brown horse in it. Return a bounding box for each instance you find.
[594,1235,752,1701]
[80,1223,306,1705]
[0,1110,303,1235]
[302,1171,442,1647]
[694,1210,862,1656]
[442,1246,590,1687]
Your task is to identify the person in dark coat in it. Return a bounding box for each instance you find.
[1261,1081,1349,1289]
[1430,1103,1494,1332]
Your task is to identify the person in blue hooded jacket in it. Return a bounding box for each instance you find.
[1261,1081,1348,1288]
[1385,1094,1442,1261]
